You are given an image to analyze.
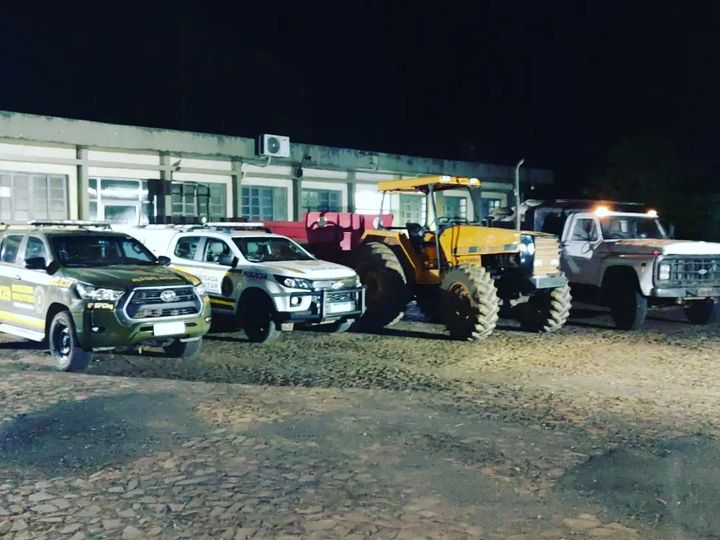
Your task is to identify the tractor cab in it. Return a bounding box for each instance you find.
[373,176,519,276]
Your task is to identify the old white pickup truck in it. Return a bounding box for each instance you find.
[493,200,720,329]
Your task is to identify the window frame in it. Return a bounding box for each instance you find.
[173,235,204,262]
[0,234,26,265]
[0,172,69,223]
[301,188,342,213]
[202,237,234,265]
[23,235,50,264]
[570,218,600,242]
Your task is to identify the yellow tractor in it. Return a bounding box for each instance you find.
[352,176,571,339]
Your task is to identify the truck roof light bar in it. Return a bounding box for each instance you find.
[203,222,265,229]
[29,220,112,229]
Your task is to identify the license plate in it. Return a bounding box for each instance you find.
[153,321,186,337]
[327,301,355,314]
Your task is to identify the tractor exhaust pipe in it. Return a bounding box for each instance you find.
[514,158,525,231]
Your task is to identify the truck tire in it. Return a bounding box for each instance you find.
[327,320,353,333]
[516,283,572,333]
[242,296,280,344]
[608,279,648,330]
[441,265,499,341]
[353,242,409,331]
[684,298,720,324]
[164,339,202,359]
[49,311,92,372]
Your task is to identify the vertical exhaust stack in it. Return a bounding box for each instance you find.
[514,159,525,231]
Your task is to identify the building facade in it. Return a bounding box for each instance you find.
[0,111,553,225]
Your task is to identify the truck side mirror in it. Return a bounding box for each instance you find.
[218,254,238,267]
[157,255,171,266]
[24,257,47,271]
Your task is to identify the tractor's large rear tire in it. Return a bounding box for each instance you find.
[441,265,499,341]
[353,242,409,331]
[515,283,572,333]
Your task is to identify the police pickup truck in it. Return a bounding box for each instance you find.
[0,221,211,372]
[493,200,720,329]
[120,223,365,343]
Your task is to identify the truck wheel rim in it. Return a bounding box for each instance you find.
[53,323,72,358]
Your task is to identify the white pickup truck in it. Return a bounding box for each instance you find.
[116,223,365,343]
[494,200,720,329]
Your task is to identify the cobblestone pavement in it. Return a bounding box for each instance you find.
[1,306,719,539]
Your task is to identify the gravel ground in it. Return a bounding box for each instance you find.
[0,305,719,539]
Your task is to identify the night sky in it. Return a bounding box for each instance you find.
[0,1,718,193]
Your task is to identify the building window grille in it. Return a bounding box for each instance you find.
[301,188,341,212]
[241,186,287,221]
[0,173,68,223]
[399,194,425,225]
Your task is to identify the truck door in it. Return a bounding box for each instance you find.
[197,237,238,311]
[0,234,46,339]
[17,235,54,331]
[0,234,23,324]
[561,216,601,284]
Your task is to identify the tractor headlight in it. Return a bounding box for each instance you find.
[519,235,536,256]
[658,263,671,281]
[274,275,313,289]
[75,283,124,301]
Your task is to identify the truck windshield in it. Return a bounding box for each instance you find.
[430,186,482,224]
[233,237,314,262]
[599,216,667,240]
[51,235,158,267]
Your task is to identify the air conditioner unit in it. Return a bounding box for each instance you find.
[257,134,291,158]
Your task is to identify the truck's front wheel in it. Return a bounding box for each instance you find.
[608,281,648,330]
[516,283,572,333]
[684,298,720,324]
[242,297,280,343]
[164,339,202,359]
[49,311,92,372]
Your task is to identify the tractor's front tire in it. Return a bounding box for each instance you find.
[441,265,499,341]
[515,283,572,333]
[353,242,409,331]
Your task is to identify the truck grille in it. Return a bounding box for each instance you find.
[657,257,720,286]
[312,277,357,290]
[533,235,561,276]
[124,286,201,320]
[326,291,356,303]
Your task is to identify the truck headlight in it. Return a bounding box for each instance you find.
[76,283,124,301]
[658,263,671,281]
[194,283,208,297]
[274,275,312,289]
